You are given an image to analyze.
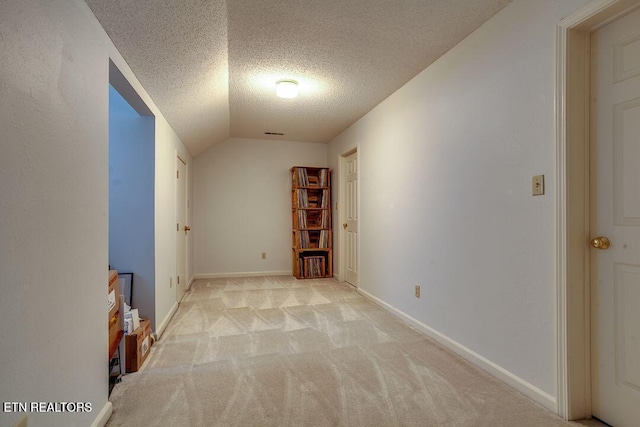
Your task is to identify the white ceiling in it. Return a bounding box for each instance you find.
[86,0,512,156]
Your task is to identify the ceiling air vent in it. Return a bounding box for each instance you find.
[264,132,285,136]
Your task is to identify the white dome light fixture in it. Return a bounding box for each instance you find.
[276,79,299,98]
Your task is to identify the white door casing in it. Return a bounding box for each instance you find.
[176,156,188,303]
[344,151,358,286]
[590,7,640,426]
[556,0,640,420]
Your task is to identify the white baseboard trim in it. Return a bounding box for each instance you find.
[90,401,112,427]
[194,270,291,279]
[188,275,195,290]
[156,302,178,339]
[357,288,557,412]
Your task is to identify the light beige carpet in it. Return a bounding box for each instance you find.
[107,276,599,427]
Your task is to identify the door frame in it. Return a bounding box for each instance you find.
[339,147,358,285]
[555,0,640,419]
[175,152,189,301]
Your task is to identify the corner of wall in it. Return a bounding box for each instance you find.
[90,402,113,427]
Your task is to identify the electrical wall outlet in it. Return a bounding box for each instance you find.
[261,252,267,259]
[415,285,421,298]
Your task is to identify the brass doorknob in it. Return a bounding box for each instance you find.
[184,225,191,232]
[590,236,610,249]
[343,223,348,229]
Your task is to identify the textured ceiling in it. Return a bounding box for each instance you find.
[86,0,229,156]
[86,0,512,156]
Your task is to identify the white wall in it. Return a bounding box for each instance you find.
[0,1,108,426]
[328,0,591,403]
[109,85,156,322]
[0,1,192,425]
[155,116,194,330]
[194,138,327,276]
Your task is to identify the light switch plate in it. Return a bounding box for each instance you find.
[532,175,545,196]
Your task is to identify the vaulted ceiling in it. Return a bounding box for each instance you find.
[86,0,512,156]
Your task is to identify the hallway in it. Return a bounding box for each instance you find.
[107,276,593,426]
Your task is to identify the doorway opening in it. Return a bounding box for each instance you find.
[175,154,189,303]
[339,149,358,287]
[108,60,156,326]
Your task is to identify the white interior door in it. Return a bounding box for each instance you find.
[590,7,640,426]
[176,156,188,302]
[344,151,358,286]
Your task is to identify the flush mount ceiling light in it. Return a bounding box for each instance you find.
[276,79,298,98]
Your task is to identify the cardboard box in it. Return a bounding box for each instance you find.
[108,310,121,356]
[108,270,119,318]
[125,319,152,372]
[108,270,123,358]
